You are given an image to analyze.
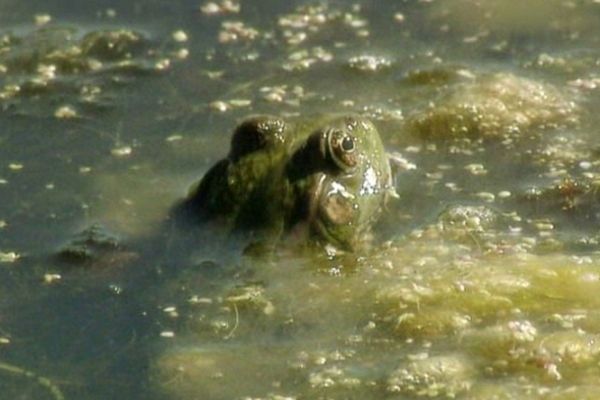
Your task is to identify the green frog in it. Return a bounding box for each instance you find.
[177,114,395,251]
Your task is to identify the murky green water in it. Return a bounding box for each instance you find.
[1,0,600,399]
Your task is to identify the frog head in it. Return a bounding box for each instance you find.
[179,114,395,252]
[286,115,395,250]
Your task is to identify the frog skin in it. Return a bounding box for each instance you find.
[178,114,395,250]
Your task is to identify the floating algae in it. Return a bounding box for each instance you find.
[407,73,579,139]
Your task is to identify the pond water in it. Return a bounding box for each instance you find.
[1,0,600,399]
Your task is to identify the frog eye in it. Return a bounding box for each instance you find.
[341,136,355,152]
[326,128,358,171]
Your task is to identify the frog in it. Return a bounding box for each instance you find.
[176,114,396,251]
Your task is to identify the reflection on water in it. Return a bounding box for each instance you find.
[1,0,600,399]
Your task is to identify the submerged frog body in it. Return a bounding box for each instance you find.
[179,114,395,250]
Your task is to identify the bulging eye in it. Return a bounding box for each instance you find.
[341,136,355,152]
[326,128,358,171]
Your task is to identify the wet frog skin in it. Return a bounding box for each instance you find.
[179,114,395,250]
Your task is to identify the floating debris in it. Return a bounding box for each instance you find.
[165,134,183,142]
[464,163,487,176]
[209,100,229,112]
[360,105,404,122]
[43,273,62,284]
[34,14,52,26]
[437,205,499,234]
[228,99,251,107]
[209,98,251,113]
[308,365,360,389]
[204,70,224,79]
[172,30,188,42]
[507,320,538,341]
[188,296,213,305]
[475,192,496,202]
[277,3,371,45]
[388,152,417,171]
[343,12,368,29]
[278,5,328,30]
[218,21,259,43]
[347,55,392,73]
[282,47,333,71]
[163,306,179,318]
[54,105,78,119]
[200,2,221,14]
[200,0,240,15]
[225,284,275,315]
[154,58,171,71]
[387,355,473,397]
[0,251,20,263]
[111,145,133,157]
[263,88,285,103]
[175,48,189,59]
[569,77,600,91]
[0,27,186,118]
[534,221,555,231]
[394,13,406,23]
[259,85,306,106]
[37,64,56,80]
